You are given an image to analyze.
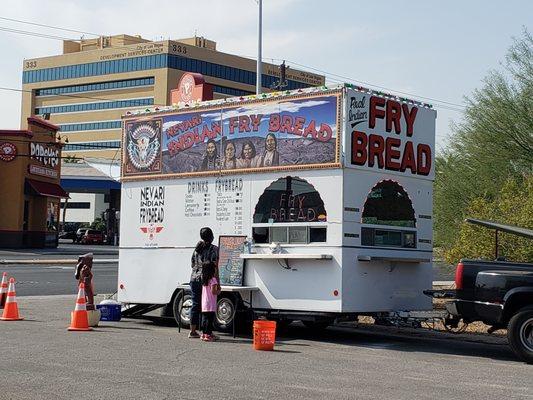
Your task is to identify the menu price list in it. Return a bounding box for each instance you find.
[216,191,243,234]
[184,179,244,235]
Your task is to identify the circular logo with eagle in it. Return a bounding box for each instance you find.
[127,124,160,170]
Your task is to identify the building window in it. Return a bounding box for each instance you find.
[63,141,121,151]
[35,98,153,115]
[35,77,154,96]
[212,85,254,97]
[252,176,327,244]
[23,54,317,91]
[58,120,121,132]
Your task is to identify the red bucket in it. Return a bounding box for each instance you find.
[253,320,276,351]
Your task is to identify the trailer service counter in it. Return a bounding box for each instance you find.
[118,84,436,329]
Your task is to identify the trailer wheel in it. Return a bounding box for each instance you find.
[302,319,333,330]
[214,296,235,333]
[508,306,533,364]
[172,290,192,328]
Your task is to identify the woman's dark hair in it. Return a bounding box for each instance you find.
[265,133,277,148]
[195,227,214,252]
[205,139,218,157]
[200,139,218,170]
[224,141,236,160]
[201,261,216,286]
[241,140,257,158]
[240,140,256,159]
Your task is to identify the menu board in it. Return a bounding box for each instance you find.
[184,178,244,235]
[218,235,247,286]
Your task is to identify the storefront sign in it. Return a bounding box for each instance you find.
[345,89,435,179]
[170,73,213,104]
[29,142,59,167]
[28,164,59,179]
[123,93,340,179]
[0,142,17,162]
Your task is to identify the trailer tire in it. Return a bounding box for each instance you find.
[172,290,193,328]
[302,319,332,330]
[507,306,533,364]
[214,295,236,333]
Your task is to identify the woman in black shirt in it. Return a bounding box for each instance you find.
[188,227,219,338]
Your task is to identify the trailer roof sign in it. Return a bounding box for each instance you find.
[345,88,436,180]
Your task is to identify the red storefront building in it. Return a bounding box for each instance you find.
[0,117,68,248]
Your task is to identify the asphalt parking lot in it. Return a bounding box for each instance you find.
[1,295,531,400]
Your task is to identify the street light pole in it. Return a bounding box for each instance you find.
[256,0,262,95]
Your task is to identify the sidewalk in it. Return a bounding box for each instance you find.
[0,243,118,256]
[0,243,119,264]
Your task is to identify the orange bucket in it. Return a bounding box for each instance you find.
[253,320,276,351]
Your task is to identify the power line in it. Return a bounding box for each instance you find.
[0,26,77,41]
[239,53,466,113]
[0,23,465,113]
[0,17,465,112]
[283,58,467,109]
[0,16,100,36]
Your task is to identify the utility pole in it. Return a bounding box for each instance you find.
[256,0,262,95]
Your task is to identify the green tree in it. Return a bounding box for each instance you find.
[444,176,533,264]
[435,29,533,248]
[90,217,106,232]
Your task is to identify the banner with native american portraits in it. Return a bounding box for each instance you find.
[122,93,340,180]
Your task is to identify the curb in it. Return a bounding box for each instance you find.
[0,259,118,265]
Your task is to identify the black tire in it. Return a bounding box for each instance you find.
[172,290,192,328]
[275,319,293,333]
[302,319,333,330]
[214,295,236,333]
[507,306,533,364]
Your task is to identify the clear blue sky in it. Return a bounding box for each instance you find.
[0,0,531,152]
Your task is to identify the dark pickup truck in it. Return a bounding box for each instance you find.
[445,219,533,363]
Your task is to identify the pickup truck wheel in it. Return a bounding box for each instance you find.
[507,306,533,364]
[172,291,192,328]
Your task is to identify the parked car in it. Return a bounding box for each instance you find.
[81,229,105,245]
[58,231,76,243]
[445,219,533,364]
[75,228,89,243]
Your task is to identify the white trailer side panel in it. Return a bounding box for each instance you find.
[118,169,344,311]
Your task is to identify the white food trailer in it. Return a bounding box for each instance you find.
[118,83,436,330]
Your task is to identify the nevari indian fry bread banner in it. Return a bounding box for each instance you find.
[122,93,340,180]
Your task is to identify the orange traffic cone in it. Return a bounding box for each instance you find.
[68,282,92,331]
[0,272,7,309]
[0,278,23,321]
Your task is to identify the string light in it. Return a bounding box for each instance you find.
[126,82,435,117]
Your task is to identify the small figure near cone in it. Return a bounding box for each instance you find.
[0,272,8,309]
[68,282,92,331]
[0,278,23,321]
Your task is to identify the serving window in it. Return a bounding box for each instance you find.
[361,180,416,249]
[252,176,327,244]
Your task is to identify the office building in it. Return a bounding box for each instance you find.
[21,34,325,159]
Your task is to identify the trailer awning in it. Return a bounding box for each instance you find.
[465,218,533,239]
